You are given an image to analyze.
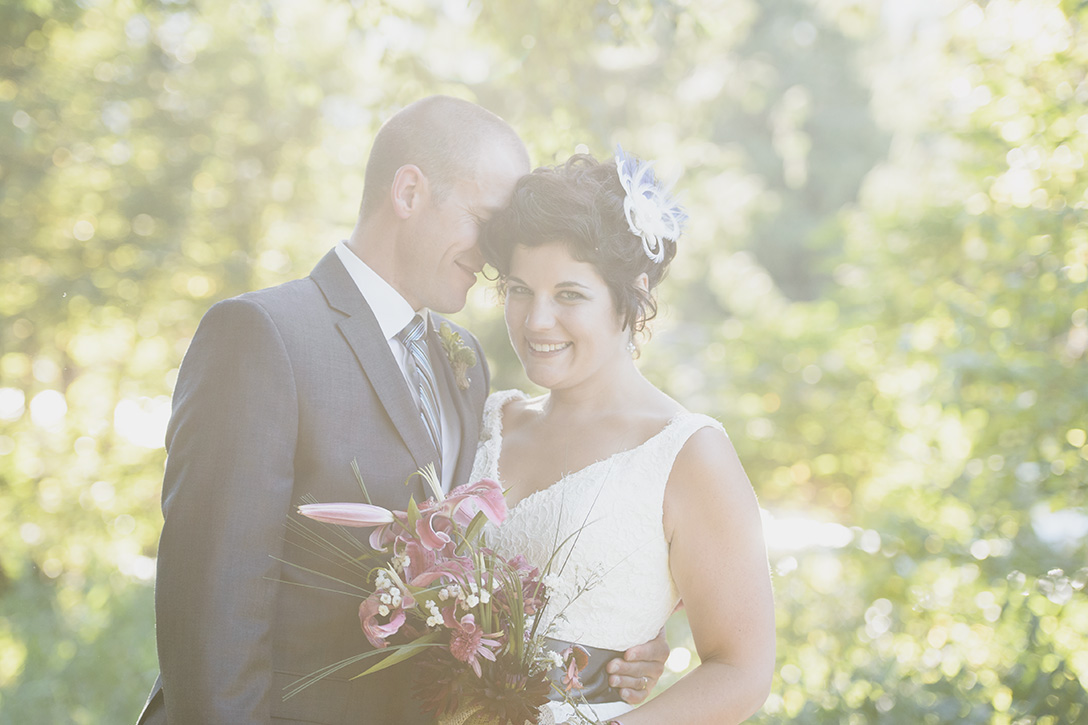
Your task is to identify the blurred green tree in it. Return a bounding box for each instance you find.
[1,0,1084,723]
[643,2,1088,723]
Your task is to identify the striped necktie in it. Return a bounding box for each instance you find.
[397,315,442,463]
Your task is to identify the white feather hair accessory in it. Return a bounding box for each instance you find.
[614,144,687,263]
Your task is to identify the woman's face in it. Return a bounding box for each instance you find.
[504,242,629,392]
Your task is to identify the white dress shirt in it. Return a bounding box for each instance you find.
[334,241,461,491]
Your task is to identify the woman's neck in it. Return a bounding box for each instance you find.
[540,358,650,420]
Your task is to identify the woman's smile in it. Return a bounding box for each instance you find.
[526,340,572,354]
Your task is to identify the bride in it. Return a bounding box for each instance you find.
[472,150,776,724]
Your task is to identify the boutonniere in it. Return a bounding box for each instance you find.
[437,323,477,390]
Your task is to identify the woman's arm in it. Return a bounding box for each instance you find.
[616,426,776,724]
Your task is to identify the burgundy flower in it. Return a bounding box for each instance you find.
[505,554,545,615]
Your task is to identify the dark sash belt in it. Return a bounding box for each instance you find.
[544,637,624,705]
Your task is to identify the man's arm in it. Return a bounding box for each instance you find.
[155,298,299,722]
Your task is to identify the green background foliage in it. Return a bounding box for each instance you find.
[2,0,1086,722]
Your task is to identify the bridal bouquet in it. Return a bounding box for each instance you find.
[283,464,590,725]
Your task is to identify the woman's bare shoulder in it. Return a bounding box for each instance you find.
[666,423,757,520]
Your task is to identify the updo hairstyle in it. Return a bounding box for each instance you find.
[480,154,677,334]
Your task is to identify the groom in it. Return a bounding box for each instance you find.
[137,96,666,724]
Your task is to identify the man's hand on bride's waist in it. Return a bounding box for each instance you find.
[607,627,669,705]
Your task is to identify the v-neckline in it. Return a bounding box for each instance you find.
[491,391,686,512]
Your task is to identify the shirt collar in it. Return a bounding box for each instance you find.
[334,240,427,341]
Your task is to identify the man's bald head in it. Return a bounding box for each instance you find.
[359,96,528,218]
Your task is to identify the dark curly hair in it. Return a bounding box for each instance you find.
[480,154,677,333]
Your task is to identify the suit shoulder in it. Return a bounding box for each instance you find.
[239,276,324,312]
[204,277,324,322]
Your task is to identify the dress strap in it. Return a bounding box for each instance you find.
[480,389,524,442]
[639,412,729,479]
[475,389,526,481]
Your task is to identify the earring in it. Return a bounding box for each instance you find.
[626,340,637,356]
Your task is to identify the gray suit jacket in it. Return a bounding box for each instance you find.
[137,249,489,724]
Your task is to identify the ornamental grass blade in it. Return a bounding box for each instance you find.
[455,510,489,556]
[283,649,389,700]
[351,458,372,505]
[351,632,443,679]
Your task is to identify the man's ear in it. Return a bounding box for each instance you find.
[390,164,427,219]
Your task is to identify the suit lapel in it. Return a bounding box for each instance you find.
[310,250,439,493]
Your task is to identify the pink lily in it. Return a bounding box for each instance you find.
[399,538,438,585]
[443,610,500,677]
[560,645,590,691]
[410,555,474,588]
[446,478,507,527]
[416,509,455,551]
[358,582,416,649]
[368,511,411,552]
[298,502,395,528]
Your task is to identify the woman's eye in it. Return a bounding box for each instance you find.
[508,285,531,296]
[558,291,585,301]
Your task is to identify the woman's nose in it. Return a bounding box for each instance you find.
[524,299,556,331]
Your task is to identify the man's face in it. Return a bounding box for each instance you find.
[395,145,527,314]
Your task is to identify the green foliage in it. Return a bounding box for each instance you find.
[1,0,1085,723]
[643,2,1088,723]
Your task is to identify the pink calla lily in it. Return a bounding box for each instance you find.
[298,502,395,528]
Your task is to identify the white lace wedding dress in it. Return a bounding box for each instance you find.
[470,390,728,724]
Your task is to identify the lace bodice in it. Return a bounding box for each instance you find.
[470,389,728,652]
